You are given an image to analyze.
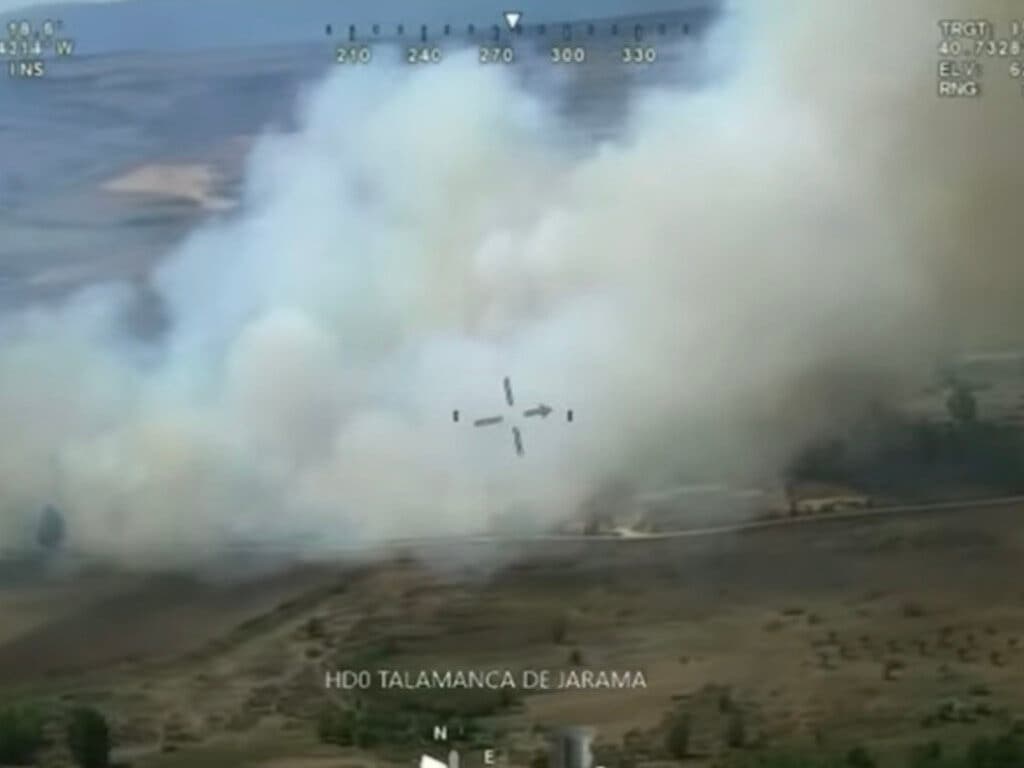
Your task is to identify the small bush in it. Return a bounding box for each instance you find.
[36,505,66,550]
[499,687,519,709]
[0,705,46,765]
[316,703,389,748]
[883,659,905,681]
[67,707,111,768]
[551,615,568,645]
[317,705,356,747]
[908,741,942,768]
[665,713,690,760]
[304,617,326,639]
[718,690,735,713]
[725,711,747,749]
[845,745,876,768]
[966,733,1024,767]
[902,602,926,618]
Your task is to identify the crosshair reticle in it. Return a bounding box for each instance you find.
[452,377,573,457]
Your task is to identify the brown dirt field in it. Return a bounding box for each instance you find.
[0,566,341,686]
[102,163,235,211]
[2,502,1024,766]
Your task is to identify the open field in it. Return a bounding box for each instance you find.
[4,499,1024,766]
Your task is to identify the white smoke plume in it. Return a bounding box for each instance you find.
[0,0,1021,567]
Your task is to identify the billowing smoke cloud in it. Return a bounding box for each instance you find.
[0,0,1021,566]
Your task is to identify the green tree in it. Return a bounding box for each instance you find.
[0,705,45,765]
[317,705,358,747]
[907,740,943,768]
[665,713,690,760]
[36,505,66,550]
[965,733,1023,767]
[947,384,978,425]
[844,745,875,768]
[66,707,111,768]
[726,711,747,749]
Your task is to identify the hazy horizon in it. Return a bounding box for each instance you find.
[1,0,716,54]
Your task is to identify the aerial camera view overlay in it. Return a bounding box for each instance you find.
[0,0,1023,766]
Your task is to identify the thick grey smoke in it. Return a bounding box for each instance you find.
[0,1,1021,566]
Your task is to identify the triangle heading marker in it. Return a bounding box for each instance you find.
[504,11,522,31]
